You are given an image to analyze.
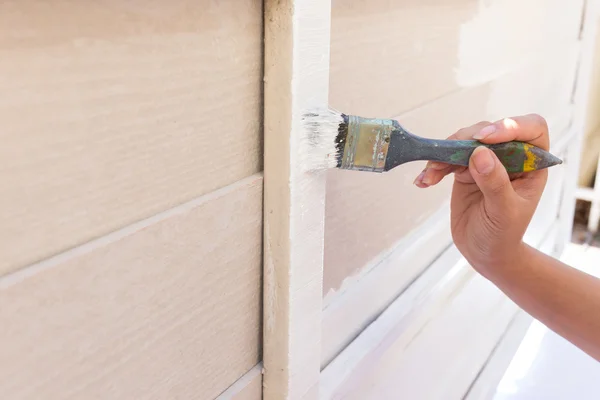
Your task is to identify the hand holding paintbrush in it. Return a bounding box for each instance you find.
[303,109,600,362]
[410,114,553,273]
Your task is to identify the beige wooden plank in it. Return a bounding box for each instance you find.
[0,0,263,275]
[0,175,263,400]
[262,0,332,398]
[324,42,580,296]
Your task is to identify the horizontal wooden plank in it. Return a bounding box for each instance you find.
[346,273,517,400]
[321,205,452,368]
[321,253,475,398]
[0,0,263,275]
[464,311,534,400]
[0,175,263,400]
[323,266,519,400]
[324,42,580,296]
[464,224,560,400]
[321,213,563,400]
[330,0,583,117]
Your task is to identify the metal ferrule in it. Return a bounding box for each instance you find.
[341,115,393,172]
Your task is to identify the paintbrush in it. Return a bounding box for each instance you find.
[300,108,562,173]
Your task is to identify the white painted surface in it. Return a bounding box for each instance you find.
[262,0,332,398]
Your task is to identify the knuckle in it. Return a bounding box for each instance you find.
[527,113,549,133]
[488,177,510,194]
[453,121,492,140]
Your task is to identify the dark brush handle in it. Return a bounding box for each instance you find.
[385,129,563,173]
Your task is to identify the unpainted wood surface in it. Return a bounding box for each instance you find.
[325,31,581,295]
[0,175,263,400]
[0,0,263,275]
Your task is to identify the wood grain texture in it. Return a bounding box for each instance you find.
[263,0,332,398]
[324,42,581,295]
[0,0,263,275]
[0,175,263,400]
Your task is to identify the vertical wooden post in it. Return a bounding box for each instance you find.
[557,0,600,252]
[263,0,332,399]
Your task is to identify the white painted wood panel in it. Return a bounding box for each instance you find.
[0,0,263,275]
[263,0,332,398]
[0,175,263,400]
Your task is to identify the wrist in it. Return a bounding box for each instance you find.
[474,241,530,285]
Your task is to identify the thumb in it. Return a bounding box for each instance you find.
[469,146,516,208]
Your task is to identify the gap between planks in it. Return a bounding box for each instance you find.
[215,364,263,400]
[0,173,263,289]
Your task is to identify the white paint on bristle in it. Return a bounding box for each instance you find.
[299,107,344,172]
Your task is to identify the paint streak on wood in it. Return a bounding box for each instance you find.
[0,175,263,400]
[0,0,263,275]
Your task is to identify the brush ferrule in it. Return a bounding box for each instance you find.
[341,115,393,172]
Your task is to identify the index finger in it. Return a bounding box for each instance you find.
[473,113,550,150]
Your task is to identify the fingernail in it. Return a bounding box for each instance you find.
[428,162,446,170]
[473,124,497,140]
[472,147,495,175]
[422,169,433,185]
[413,171,427,187]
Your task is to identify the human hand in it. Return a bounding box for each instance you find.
[413,114,550,279]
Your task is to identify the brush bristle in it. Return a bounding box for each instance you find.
[299,107,347,172]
